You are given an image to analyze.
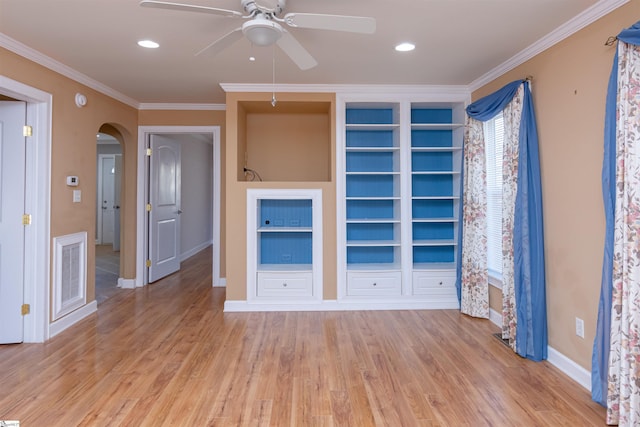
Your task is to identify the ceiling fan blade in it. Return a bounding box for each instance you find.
[195,28,243,57]
[276,30,318,70]
[139,0,243,18]
[283,13,376,34]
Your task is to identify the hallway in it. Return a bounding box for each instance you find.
[95,244,120,304]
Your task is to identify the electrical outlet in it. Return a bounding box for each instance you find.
[576,317,585,338]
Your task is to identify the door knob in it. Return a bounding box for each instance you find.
[177,209,183,214]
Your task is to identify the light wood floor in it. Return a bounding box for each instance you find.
[0,247,606,426]
[95,244,120,304]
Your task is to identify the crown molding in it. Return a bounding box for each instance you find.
[469,0,629,92]
[220,83,471,99]
[138,103,226,111]
[0,32,140,108]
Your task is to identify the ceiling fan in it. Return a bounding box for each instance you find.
[140,0,376,70]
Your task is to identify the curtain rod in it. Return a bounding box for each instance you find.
[605,36,617,46]
[525,76,533,82]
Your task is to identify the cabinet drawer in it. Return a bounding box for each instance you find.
[412,271,456,296]
[257,272,313,297]
[347,271,401,296]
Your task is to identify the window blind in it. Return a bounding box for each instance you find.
[484,114,504,278]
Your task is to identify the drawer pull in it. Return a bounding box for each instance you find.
[283,283,287,287]
[439,281,443,286]
[373,282,377,287]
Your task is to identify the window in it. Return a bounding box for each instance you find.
[484,113,503,287]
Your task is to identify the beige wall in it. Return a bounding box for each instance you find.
[474,2,640,369]
[246,112,331,182]
[1,47,138,310]
[0,47,228,319]
[225,92,337,300]
[138,109,227,277]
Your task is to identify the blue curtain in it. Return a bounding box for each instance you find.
[464,79,548,361]
[592,20,640,407]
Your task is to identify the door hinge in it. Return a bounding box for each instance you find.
[146,204,152,212]
[22,214,32,225]
[21,304,30,315]
[146,148,152,156]
[146,259,152,268]
[23,125,33,137]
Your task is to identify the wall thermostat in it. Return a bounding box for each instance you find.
[66,176,79,186]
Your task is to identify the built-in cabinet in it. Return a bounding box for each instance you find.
[338,95,467,307]
[247,189,323,303]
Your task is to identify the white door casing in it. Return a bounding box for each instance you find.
[148,134,181,282]
[136,126,221,288]
[0,101,26,344]
[0,75,52,343]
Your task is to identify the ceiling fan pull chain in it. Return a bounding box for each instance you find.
[271,45,277,107]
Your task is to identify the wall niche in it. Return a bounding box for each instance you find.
[239,100,332,182]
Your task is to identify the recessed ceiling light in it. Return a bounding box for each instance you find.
[395,42,415,52]
[249,56,256,62]
[138,40,159,49]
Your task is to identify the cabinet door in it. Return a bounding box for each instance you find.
[257,272,313,297]
[412,271,456,296]
[347,271,401,296]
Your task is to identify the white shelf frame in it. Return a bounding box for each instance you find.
[337,90,469,304]
[247,189,323,304]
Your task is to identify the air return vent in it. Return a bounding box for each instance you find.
[53,232,87,320]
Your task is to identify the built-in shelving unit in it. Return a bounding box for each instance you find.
[344,104,402,296]
[247,189,323,302]
[410,105,463,272]
[338,95,467,307]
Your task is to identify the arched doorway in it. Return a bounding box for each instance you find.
[95,125,123,304]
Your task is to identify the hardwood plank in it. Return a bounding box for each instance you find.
[0,247,607,426]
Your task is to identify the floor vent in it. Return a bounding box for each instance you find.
[53,232,87,320]
[493,333,511,348]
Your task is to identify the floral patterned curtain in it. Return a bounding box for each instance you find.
[591,22,640,426]
[605,37,640,426]
[460,118,489,317]
[461,80,547,361]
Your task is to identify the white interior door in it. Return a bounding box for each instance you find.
[0,101,27,344]
[113,154,122,251]
[148,134,181,283]
[98,155,115,244]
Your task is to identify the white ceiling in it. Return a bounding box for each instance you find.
[0,0,611,105]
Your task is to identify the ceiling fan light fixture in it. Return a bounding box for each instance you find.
[242,19,283,46]
[395,42,415,52]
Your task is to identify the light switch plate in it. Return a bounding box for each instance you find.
[73,189,81,203]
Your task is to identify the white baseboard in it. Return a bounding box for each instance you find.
[181,240,212,262]
[117,277,136,289]
[213,277,226,288]
[49,300,97,338]
[488,308,591,391]
[489,308,503,327]
[224,299,460,312]
[547,346,591,391]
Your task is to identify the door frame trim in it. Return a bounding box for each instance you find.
[0,75,52,342]
[136,126,222,287]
